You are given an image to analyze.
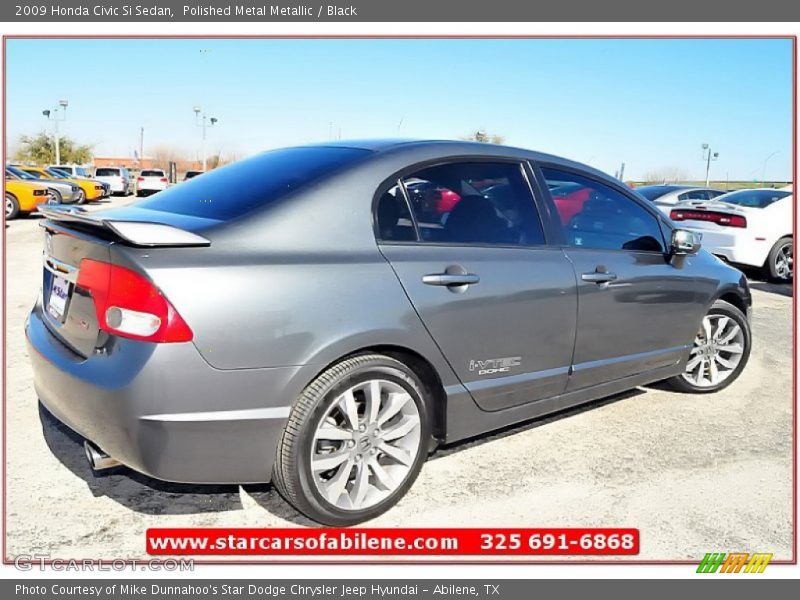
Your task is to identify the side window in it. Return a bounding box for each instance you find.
[375,184,416,242]
[398,161,544,246]
[542,167,665,253]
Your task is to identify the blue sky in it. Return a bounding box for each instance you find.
[5,38,793,180]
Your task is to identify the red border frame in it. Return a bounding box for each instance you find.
[2,34,796,567]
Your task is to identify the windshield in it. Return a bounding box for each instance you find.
[7,166,35,180]
[138,146,371,220]
[45,168,69,179]
[141,170,165,177]
[95,168,120,176]
[715,189,791,208]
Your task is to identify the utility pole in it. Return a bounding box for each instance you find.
[193,106,218,171]
[761,151,778,187]
[42,99,68,165]
[701,143,719,187]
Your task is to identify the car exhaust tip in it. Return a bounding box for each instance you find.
[83,440,121,471]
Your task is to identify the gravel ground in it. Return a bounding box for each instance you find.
[3,196,794,562]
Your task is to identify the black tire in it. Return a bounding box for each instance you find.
[48,188,63,205]
[666,299,751,394]
[273,353,431,526]
[5,193,20,220]
[74,188,87,205]
[764,236,792,282]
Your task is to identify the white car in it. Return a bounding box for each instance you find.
[94,167,132,196]
[635,184,726,214]
[670,188,793,281]
[136,169,168,196]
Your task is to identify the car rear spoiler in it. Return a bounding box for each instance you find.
[37,205,211,247]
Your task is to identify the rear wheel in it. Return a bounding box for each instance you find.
[666,299,751,393]
[273,354,430,526]
[48,188,63,205]
[5,193,20,220]
[765,236,792,282]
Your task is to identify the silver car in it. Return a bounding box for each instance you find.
[27,141,752,525]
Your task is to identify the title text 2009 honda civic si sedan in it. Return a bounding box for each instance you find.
[27,140,752,525]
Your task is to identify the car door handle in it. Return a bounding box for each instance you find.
[581,271,618,283]
[422,273,480,287]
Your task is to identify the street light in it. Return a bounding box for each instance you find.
[42,99,68,165]
[193,106,218,171]
[701,143,719,187]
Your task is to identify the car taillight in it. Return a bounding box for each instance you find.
[137,177,144,182]
[160,177,168,183]
[76,259,192,343]
[670,209,747,228]
[33,189,48,196]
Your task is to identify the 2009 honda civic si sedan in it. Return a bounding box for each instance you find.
[27,140,752,525]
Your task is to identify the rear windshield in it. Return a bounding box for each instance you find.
[137,146,371,220]
[635,185,681,201]
[141,170,165,177]
[95,168,120,176]
[716,189,791,208]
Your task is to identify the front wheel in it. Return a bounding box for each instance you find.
[5,193,20,220]
[765,236,792,282]
[666,299,751,393]
[74,188,86,205]
[273,354,431,526]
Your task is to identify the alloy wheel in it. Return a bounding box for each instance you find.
[681,314,745,388]
[5,195,13,218]
[310,379,421,511]
[774,242,793,280]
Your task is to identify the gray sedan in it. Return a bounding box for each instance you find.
[27,140,752,525]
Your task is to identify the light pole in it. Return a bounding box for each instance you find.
[701,143,719,187]
[761,151,778,187]
[42,99,68,165]
[193,106,218,171]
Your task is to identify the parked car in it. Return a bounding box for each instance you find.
[5,178,52,219]
[5,165,81,205]
[50,164,92,179]
[636,184,726,214]
[94,167,132,196]
[184,170,204,181]
[28,140,752,526]
[50,167,111,198]
[137,169,168,196]
[16,166,104,203]
[670,188,793,281]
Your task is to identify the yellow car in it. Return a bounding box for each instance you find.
[18,166,104,203]
[5,179,51,220]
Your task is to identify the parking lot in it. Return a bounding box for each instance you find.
[4,195,794,561]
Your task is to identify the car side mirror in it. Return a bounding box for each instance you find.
[671,229,702,255]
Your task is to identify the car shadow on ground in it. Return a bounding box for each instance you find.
[39,390,644,524]
[430,388,644,460]
[38,402,315,525]
[748,281,793,298]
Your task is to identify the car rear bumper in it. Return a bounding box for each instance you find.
[26,301,299,484]
[684,226,769,269]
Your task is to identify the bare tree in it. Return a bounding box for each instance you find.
[462,130,506,145]
[641,167,691,184]
[150,145,188,170]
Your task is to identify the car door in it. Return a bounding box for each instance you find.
[376,159,578,411]
[537,165,707,391]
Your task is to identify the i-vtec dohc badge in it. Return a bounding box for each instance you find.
[469,356,522,376]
